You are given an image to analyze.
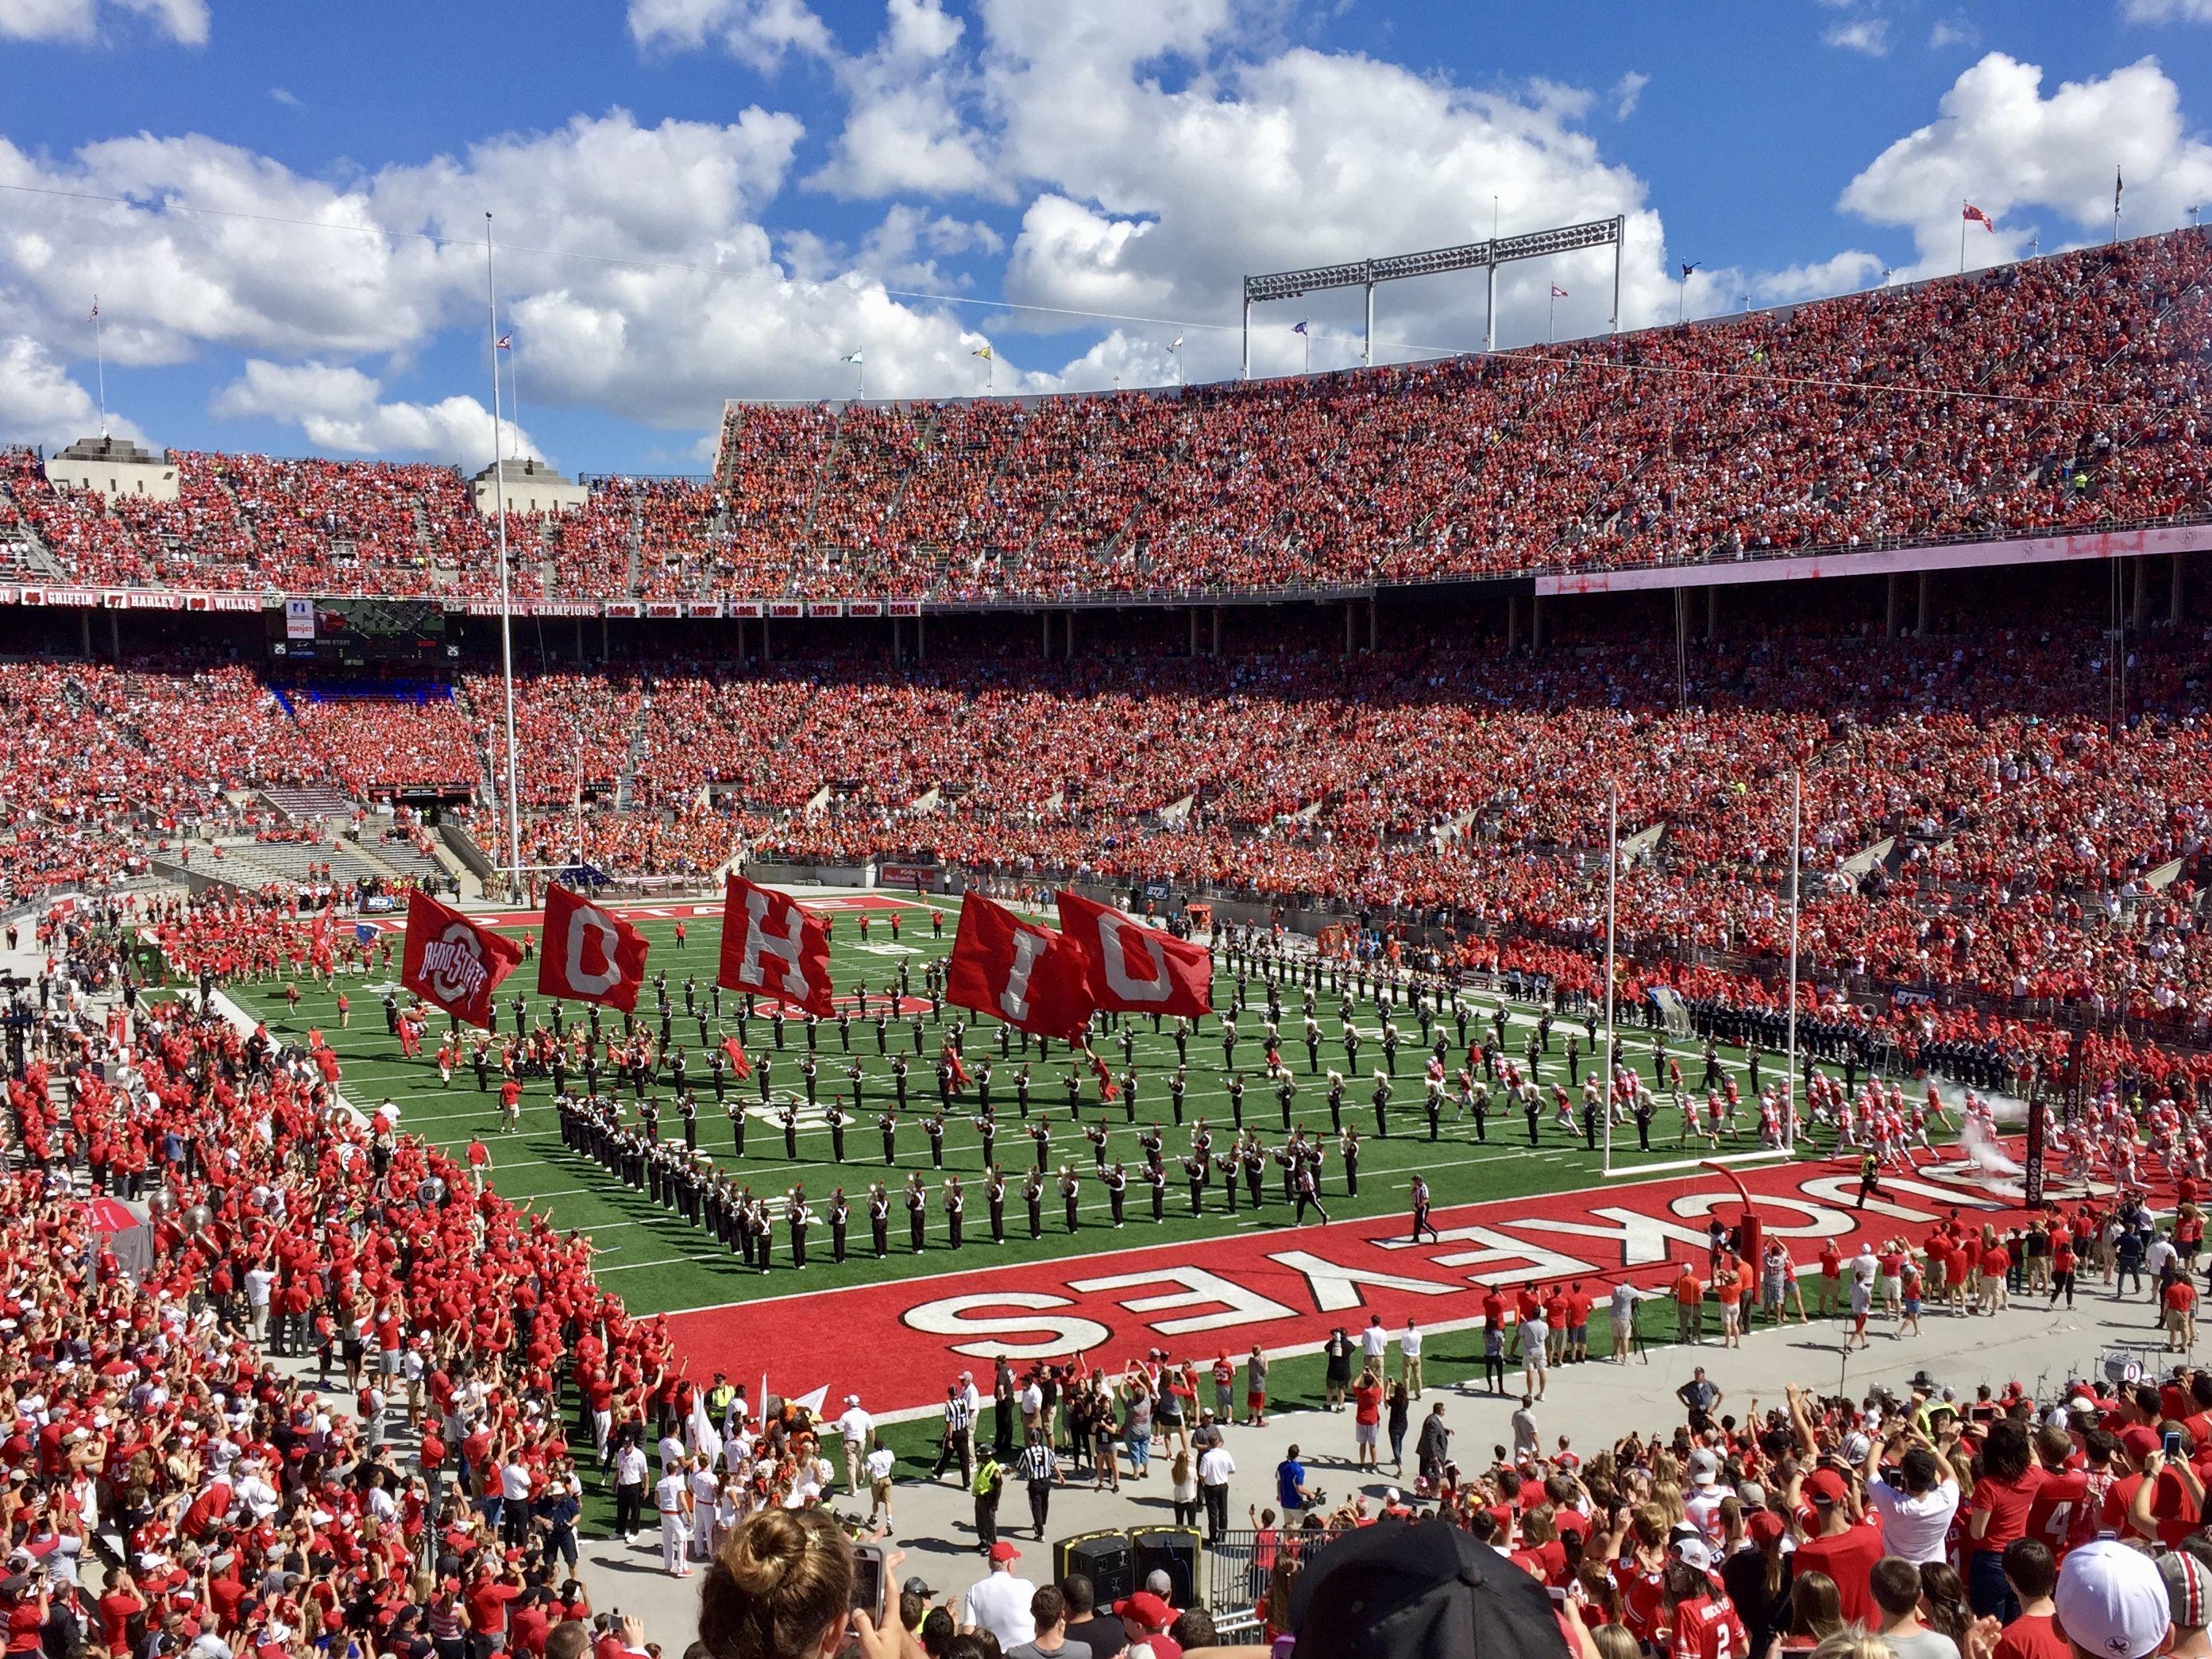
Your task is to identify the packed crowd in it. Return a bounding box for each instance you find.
[5,230,2210,604]
[0,901,733,1659]
[0,614,2207,1044]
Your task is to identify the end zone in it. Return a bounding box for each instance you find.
[662,1147,2071,1422]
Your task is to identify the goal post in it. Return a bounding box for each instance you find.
[1598,1146,1793,1181]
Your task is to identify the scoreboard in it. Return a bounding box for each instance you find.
[270,598,454,666]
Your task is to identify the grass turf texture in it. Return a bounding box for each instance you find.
[229,897,1881,1311]
[223,895,1932,1497]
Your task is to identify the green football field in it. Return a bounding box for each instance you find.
[225,891,1878,1323]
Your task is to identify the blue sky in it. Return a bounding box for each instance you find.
[3,0,2211,474]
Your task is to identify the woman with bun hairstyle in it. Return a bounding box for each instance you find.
[699,1507,914,1659]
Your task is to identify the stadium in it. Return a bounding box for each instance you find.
[9,8,2212,1658]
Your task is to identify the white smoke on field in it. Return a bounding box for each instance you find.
[1959,1113,2022,1181]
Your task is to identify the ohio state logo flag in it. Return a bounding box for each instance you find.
[400,889,523,1030]
[716,874,834,1017]
[538,884,651,1013]
[946,890,1096,1042]
[1055,889,1214,1017]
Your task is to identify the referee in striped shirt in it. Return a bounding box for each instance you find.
[1016,1429,1064,1539]
[934,1384,975,1485]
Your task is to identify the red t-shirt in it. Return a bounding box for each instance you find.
[1795,1522,1884,1627]
[1351,1382,1383,1427]
[463,1580,518,1636]
[1994,1613,2071,1659]
[1971,1469,2046,1553]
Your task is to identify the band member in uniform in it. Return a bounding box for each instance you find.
[986,1167,1007,1243]
[1059,1164,1081,1232]
[879,1109,898,1165]
[868,1183,890,1258]
[944,1175,965,1249]
[1105,1163,1128,1226]
[781,1100,801,1162]
[1340,1128,1361,1198]
[828,1187,849,1263]
[786,1189,812,1269]
[1183,1152,1208,1216]
[925,1112,947,1169]
[1023,1169,1044,1238]
[905,1173,928,1251]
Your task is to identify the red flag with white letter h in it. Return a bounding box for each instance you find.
[537,884,651,1013]
[716,874,834,1017]
[400,889,523,1030]
[1054,889,1213,1017]
[945,890,1096,1042]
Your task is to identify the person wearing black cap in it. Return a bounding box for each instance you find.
[1286,1514,1570,1659]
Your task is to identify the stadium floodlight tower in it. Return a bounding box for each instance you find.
[1241,214,1625,376]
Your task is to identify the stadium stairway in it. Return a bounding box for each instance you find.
[260,782,356,821]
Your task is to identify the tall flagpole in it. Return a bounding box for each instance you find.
[506,341,525,461]
[91,297,107,438]
[1602,779,1618,1175]
[484,213,523,898]
[1784,770,1802,1151]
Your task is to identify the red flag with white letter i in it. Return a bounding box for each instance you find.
[945,890,1096,1042]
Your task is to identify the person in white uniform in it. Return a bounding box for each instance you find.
[654,1466,694,1576]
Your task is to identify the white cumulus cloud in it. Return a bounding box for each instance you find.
[0,333,141,447]
[1838,52,2212,273]
[212,359,533,471]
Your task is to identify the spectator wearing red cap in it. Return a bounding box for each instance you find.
[1789,1459,1882,1630]
[1112,1591,1181,1659]
[962,1541,1036,1649]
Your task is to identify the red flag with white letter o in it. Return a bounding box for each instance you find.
[537,884,651,1013]
[400,889,523,1030]
[946,890,1096,1042]
[1054,889,1213,1017]
[716,874,833,1017]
